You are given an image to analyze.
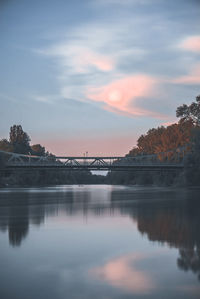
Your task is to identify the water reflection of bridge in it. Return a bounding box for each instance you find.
[0,150,184,171]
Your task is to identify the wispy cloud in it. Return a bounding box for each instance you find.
[179,36,200,53]
[173,63,200,84]
[31,95,60,104]
[38,44,114,73]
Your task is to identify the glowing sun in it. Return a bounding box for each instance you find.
[108,90,122,102]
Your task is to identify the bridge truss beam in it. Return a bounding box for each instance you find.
[0,150,185,172]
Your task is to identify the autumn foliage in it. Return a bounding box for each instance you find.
[128,120,194,157]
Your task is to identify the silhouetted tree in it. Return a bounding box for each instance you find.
[9,125,31,154]
[0,139,13,152]
[31,144,45,156]
[176,95,200,125]
[184,127,200,185]
[0,153,5,185]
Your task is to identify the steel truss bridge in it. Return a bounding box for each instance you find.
[0,150,184,172]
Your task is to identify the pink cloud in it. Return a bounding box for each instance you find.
[90,253,154,294]
[82,50,114,71]
[173,63,200,84]
[87,75,162,117]
[162,119,177,127]
[180,36,200,52]
[74,49,114,72]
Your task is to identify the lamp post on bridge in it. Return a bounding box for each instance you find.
[86,151,88,165]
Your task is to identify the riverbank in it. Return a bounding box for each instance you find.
[0,170,189,188]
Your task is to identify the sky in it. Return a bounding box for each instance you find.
[0,0,200,156]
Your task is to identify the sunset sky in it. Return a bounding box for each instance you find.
[1,0,200,155]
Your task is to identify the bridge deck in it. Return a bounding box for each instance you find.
[4,164,184,172]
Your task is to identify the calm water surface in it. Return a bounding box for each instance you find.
[0,185,200,299]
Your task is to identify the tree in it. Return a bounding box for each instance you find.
[127,147,141,157]
[184,127,200,185]
[31,144,46,156]
[176,95,200,125]
[9,125,31,154]
[132,121,194,156]
[137,126,165,154]
[0,139,13,152]
[0,153,5,186]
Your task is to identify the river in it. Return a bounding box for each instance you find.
[0,185,200,299]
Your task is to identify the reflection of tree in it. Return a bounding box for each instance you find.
[128,189,200,281]
[0,188,92,246]
[0,192,46,247]
[8,205,29,246]
[178,248,200,280]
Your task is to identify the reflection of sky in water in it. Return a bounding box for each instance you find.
[0,185,200,299]
[91,253,155,294]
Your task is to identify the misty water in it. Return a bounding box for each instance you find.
[0,185,200,299]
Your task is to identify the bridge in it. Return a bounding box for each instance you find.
[0,150,184,172]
